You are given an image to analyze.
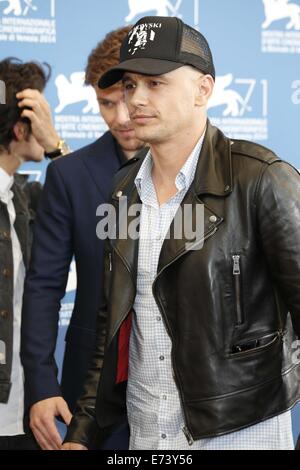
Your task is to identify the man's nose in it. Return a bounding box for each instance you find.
[127,84,149,108]
[116,102,131,126]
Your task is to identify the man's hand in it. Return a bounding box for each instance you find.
[61,443,88,450]
[16,89,60,153]
[30,397,73,450]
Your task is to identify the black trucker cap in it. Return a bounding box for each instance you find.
[99,16,215,89]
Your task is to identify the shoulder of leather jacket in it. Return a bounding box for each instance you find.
[230,139,280,165]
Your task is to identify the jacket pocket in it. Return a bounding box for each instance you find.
[232,254,243,326]
[230,331,282,357]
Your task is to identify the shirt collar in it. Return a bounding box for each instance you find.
[134,129,205,198]
[0,167,14,198]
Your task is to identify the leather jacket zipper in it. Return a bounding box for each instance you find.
[182,426,194,446]
[232,255,243,325]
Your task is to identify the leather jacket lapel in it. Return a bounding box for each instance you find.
[157,190,224,275]
[109,121,232,287]
[157,121,231,274]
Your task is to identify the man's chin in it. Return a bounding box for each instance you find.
[25,155,44,163]
[117,137,144,151]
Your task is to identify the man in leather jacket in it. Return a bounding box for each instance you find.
[63,17,300,450]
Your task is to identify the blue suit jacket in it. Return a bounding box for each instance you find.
[21,131,122,412]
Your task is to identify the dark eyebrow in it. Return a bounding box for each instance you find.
[122,75,133,84]
[122,73,168,84]
[98,99,113,105]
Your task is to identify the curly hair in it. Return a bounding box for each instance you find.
[85,25,132,87]
[0,57,51,152]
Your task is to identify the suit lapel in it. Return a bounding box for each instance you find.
[82,132,121,201]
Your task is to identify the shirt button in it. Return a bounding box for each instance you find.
[209,215,217,223]
[0,310,8,319]
[162,395,167,400]
[161,434,167,439]
[159,355,165,361]
[1,231,10,240]
[156,316,162,322]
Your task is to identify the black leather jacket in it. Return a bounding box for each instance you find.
[65,122,300,447]
[0,174,42,403]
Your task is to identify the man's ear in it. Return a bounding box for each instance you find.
[195,75,214,106]
[12,121,27,142]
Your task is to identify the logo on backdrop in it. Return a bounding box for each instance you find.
[54,72,107,142]
[292,79,300,103]
[125,0,183,22]
[261,0,300,53]
[208,74,269,141]
[1,0,36,16]
[0,0,56,43]
[55,72,98,114]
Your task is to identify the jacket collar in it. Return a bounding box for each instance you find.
[113,121,232,198]
[192,120,233,197]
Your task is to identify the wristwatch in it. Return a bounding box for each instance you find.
[44,139,71,159]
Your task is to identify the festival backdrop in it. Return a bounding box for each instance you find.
[1,0,299,440]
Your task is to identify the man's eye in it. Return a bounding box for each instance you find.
[124,83,135,90]
[100,101,114,108]
[150,81,162,87]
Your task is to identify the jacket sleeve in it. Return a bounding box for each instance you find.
[256,160,300,337]
[21,162,73,409]
[63,240,110,448]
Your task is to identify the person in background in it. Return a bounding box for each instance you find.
[0,58,48,450]
[63,16,300,450]
[21,26,144,450]
[16,88,71,161]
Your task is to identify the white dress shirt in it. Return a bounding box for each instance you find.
[126,135,294,450]
[0,167,25,436]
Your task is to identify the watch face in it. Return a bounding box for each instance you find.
[58,140,71,155]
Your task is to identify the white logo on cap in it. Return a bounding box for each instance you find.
[128,23,161,55]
